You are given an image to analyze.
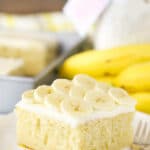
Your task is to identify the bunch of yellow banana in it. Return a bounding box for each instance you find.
[95,76,115,85]
[115,61,150,114]
[59,44,150,114]
[60,44,150,78]
[115,61,150,92]
[131,92,150,114]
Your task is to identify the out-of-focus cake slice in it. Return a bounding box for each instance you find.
[0,57,24,76]
[0,36,58,76]
[40,12,74,32]
[16,74,136,150]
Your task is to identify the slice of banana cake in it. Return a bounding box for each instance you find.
[16,74,136,150]
[0,36,58,76]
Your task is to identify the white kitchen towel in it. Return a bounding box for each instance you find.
[64,0,110,36]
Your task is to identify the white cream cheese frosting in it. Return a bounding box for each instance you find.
[16,74,136,127]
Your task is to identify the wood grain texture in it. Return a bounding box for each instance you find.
[0,0,66,13]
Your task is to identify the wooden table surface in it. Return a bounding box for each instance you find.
[0,0,66,14]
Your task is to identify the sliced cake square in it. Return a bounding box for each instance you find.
[16,74,136,150]
[0,36,58,76]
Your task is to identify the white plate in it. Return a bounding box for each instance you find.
[0,113,20,150]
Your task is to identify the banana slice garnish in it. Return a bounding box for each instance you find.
[84,90,115,111]
[69,85,86,99]
[61,98,92,117]
[95,82,111,92]
[73,74,96,91]
[52,79,72,95]
[108,87,136,105]
[45,93,64,111]
[22,90,34,104]
[34,85,52,103]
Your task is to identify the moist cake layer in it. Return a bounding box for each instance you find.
[17,109,134,150]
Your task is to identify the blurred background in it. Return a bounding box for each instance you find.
[0,0,150,119]
[0,0,92,114]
